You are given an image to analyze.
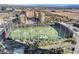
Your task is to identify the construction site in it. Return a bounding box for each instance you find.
[0,6,79,54]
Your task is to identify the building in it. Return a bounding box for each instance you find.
[25,10,35,18]
[19,14,27,24]
[39,12,45,23]
[0,28,4,41]
[2,39,28,54]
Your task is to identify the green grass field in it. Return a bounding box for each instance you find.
[9,26,60,41]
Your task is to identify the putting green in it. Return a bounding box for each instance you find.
[9,26,60,40]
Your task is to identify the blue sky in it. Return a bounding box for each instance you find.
[19,4,79,6]
[20,4,79,7]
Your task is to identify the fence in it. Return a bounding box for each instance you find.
[6,22,74,41]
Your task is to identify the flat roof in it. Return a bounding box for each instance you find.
[0,28,4,32]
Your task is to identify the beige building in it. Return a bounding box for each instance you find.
[25,10,35,18]
[0,13,9,19]
[34,11,40,18]
[39,12,45,23]
[19,14,27,24]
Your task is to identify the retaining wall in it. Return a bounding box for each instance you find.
[50,22,73,38]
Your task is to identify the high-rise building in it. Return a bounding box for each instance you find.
[25,10,35,18]
[39,12,45,23]
[34,11,39,18]
[19,14,27,24]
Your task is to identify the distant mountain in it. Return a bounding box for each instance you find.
[0,4,64,9]
[64,5,79,9]
[0,4,79,9]
[20,4,79,9]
